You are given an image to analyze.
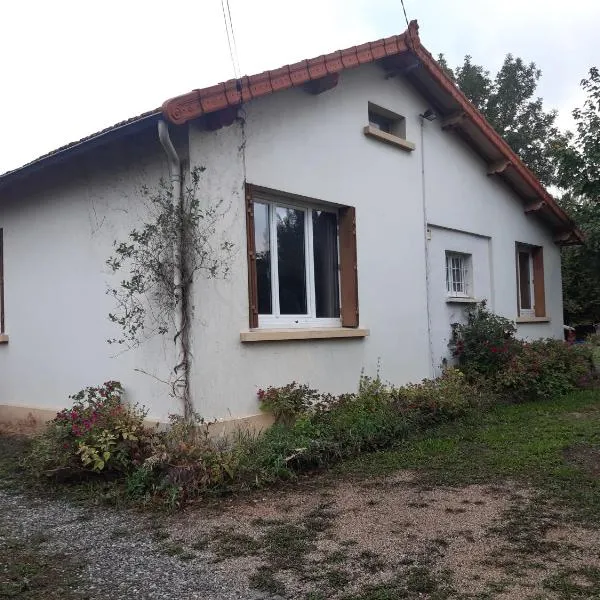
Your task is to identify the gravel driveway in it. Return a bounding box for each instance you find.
[0,489,274,600]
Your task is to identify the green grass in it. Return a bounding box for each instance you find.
[0,531,82,599]
[337,390,600,523]
[0,435,30,490]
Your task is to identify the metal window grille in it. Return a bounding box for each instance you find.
[446,253,469,296]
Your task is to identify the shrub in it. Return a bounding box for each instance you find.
[257,382,320,426]
[246,370,480,483]
[25,381,152,478]
[586,333,600,347]
[450,302,518,378]
[391,368,485,425]
[126,413,251,507]
[495,339,594,403]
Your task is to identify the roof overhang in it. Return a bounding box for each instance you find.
[161,20,582,245]
[0,110,161,192]
[0,22,583,245]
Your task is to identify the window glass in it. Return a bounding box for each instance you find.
[446,253,469,296]
[313,210,340,318]
[368,110,393,133]
[518,251,532,310]
[276,207,307,314]
[254,202,272,315]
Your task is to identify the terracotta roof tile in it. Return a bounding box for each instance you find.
[160,20,580,242]
[161,30,411,125]
[0,20,581,242]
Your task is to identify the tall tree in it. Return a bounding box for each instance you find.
[557,68,600,325]
[439,53,566,187]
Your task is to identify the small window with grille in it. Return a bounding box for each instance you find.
[445,252,472,297]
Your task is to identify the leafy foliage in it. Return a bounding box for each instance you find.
[556,68,600,325]
[449,302,518,377]
[23,308,598,508]
[257,382,321,426]
[392,368,484,424]
[449,303,594,400]
[24,382,152,478]
[128,413,247,508]
[495,339,593,403]
[251,370,484,480]
[557,67,600,199]
[439,53,566,186]
[106,166,233,348]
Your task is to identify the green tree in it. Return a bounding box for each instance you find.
[557,68,600,325]
[439,53,567,186]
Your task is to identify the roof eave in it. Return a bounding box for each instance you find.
[0,110,161,191]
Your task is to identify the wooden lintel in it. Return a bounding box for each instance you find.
[441,112,466,130]
[524,201,546,214]
[303,73,339,95]
[487,159,511,176]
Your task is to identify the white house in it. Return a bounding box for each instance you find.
[0,22,582,429]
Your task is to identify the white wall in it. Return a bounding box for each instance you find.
[186,62,563,420]
[0,62,565,422]
[187,64,433,419]
[426,226,492,374]
[0,131,180,421]
[423,118,564,343]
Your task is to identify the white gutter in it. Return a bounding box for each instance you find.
[157,120,189,414]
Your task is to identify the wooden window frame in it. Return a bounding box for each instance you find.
[245,185,359,329]
[516,243,546,318]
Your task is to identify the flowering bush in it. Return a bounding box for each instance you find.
[251,369,483,481]
[257,382,321,426]
[25,382,152,478]
[449,302,519,378]
[495,340,594,403]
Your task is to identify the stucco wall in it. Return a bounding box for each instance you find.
[186,63,564,419]
[0,130,179,421]
[0,62,565,423]
[422,116,564,343]
[426,226,493,374]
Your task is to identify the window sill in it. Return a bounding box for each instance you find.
[0,334,8,344]
[446,297,479,304]
[516,316,550,324]
[363,126,415,152]
[240,327,370,342]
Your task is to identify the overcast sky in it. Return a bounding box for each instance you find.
[2,0,598,176]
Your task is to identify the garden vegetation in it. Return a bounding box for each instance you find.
[24,305,597,509]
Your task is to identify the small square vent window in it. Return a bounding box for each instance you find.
[368,103,406,139]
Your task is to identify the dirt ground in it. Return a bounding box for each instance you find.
[160,471,600,599]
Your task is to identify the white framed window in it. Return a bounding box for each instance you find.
[253,196,341,328]
[517,247,535,317]
[445,252,471,297]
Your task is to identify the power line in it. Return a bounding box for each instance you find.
[225,0,241,77]
[220,0,241,81]
[400,0,410,29]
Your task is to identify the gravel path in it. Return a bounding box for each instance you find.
[0,489,273,600]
